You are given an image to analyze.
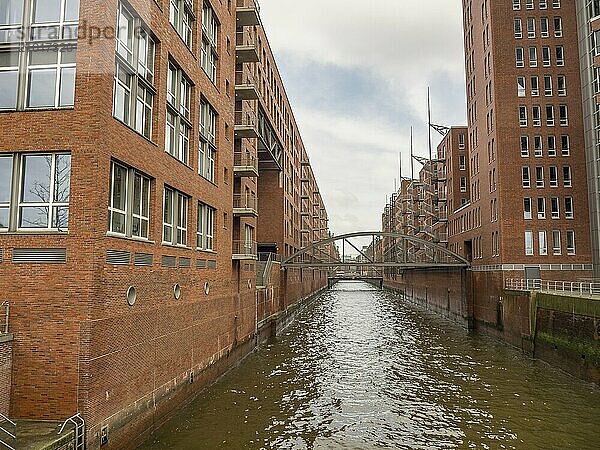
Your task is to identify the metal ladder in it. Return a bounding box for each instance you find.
[58,413,85,450]
[0,413,16,450]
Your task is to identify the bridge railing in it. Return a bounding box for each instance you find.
[505,278,600,296]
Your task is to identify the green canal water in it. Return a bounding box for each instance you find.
[139,281,600,449]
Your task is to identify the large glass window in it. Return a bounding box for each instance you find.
[525,230,534,255]
[165,63,192,165]
[0,155,13,229]
[108,161,150,239]
[163,186,188,246]
[170,0,194,48]
[18,153,71,230]
[197,201,215,250]
[113,2,155,140]
[201,1,218,83]
[199,100,217,182]
[0,0,79,109]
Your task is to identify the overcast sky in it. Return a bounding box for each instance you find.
[259,0,467,236]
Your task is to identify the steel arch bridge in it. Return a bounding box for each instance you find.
[281,231,470,270]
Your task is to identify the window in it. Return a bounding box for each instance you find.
[521,135,529,157]
[0,155,13,229]
[559,105,568,126]
[533,105,541,126]
[546,104,554,126]
[529,46,537,67]
[595,29,600,56]
[527,17,535,38]
[458,133,465,149]
[460,176,467,192]
[518,76,526,97]
[539,231,548,255]
[244,224,254,255]
[163,186,188,246]
[536,166,544,187]
[565,196,573,218]
[531,76,539,96]
[199,100,217,182]
[515,18,523,38]
[563,165,571,187]
[0,0,78,110]
[540,0,548,8]
[201,1,218,83]
[459,155,466,170]
[549,166,558,187]
[540,17,549,37]
[561,135,569,156]
[519,105,527,126]
[551,197,559,218]
[525,230,534,255]
[552,0,560,8]
[16,153,71,230]
[516,47,524,67]
[165,63,192,165]
[523,166,531,187]
[544,75,552,96]
[566,230,575,255]
[108,162,150,239]
[197,202,215,250]
[542,46,551,66]
[555,45,564,66]
[552,230,561,254]
[534,135,542,157]
[548,135,556,156]
[557,75,566,95]
[526,0,534,9]
[514,0,521,10]
[114,3,156,139]
[553,16,562,37]
[524,197,533,219]
[537,197,546,219]
[170,0,194,47]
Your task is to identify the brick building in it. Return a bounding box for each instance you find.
[455,0,594,280]
[0,0,330,447]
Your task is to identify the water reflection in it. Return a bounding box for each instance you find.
[140,281,600,449]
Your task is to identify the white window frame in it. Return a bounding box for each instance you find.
[525,230,534,256]
[163,186,188,246]
[539,231,548,255]
[552,230,561,255]
[197,201,215,251]
[524,197,533,219]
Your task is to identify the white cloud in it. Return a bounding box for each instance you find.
[257,0,467,235]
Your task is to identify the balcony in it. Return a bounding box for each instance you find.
[235,109,259,139]
[235,67,259,101]
[233,194,258,217]
[234,152,259,177]
[232,240,257,260]
[236,0,260,27]
[236,29,259,63]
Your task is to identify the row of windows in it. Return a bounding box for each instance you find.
[113,4,219,182]
[518,104,569,127]
[516,45,564,67]
[522,165,572,188]
[520,134,570,157]
[108,162,217,250]
[525,230,575,256]
[517,75,566,97]
[513,0,561,10]
[523,196,574,220]
[514,16,562,39]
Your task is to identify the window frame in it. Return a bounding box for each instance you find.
[162,186,189,247]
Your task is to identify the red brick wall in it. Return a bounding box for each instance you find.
[0,338,12,416]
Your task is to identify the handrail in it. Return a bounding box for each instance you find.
[0,413,16,450]
[505,278,600,296]
[58,413,85,450]
[0,303,8,334]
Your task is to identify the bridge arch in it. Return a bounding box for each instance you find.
[282,231,470,269]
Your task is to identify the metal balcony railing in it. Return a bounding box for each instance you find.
[233,152,258,176]
[233,194,258,215]
[236,29,256,47]
[237,0,260,11]
[232,240,257,259]
[235,108,259,139]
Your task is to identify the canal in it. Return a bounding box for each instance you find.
[140,281,600,449]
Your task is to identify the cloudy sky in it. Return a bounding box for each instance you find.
[259,0,468,236]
